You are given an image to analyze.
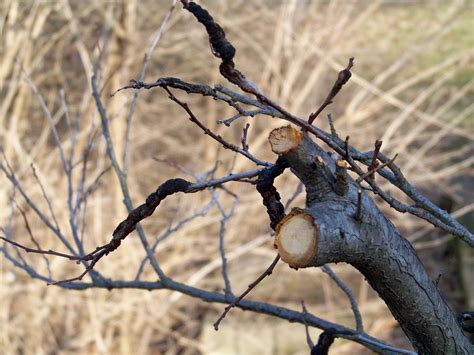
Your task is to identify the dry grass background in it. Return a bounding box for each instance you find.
[0,0,473,354]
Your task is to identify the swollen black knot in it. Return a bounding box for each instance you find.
[186,2,236,61]
[256,157,288,230]
[157,178,191,198]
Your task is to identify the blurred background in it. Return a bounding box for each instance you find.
[0,0,473,354]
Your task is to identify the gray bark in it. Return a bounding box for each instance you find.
[279,132,473,355]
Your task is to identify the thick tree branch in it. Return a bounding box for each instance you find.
[116,77,473,245]
[270,126,473,354]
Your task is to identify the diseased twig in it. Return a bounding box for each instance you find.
[2,164,271,285]
[256,156,289,230]
[2,178,193,285]
[311,329,337,355]
[116,76,474,243]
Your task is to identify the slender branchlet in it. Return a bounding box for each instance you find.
[308,58,354,125]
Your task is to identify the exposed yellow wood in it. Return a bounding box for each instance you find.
[268,125,302,155]
[274,209,318,268]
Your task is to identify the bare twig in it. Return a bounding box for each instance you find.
[284,181,304,211]
[327,113,338,138]
[122,0,178,176]
[301,300,315,349]
[367,140,383,180]
[308,58,354,125]
[213,254,281,330]
[241,123,250,151]
[355,154,398,184]
[344,136,350,161]
[321,265,364,332]
[30,164,61,233]
[212,189,238,299]
[163,86,270,167]
[0,151,77,255]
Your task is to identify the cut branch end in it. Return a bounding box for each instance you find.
[268,125,303,155]
[274,209,318,268]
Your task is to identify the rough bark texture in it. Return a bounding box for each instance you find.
[270,126,473,355]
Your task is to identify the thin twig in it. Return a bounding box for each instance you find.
[241,123,250,151]
[367,140,383,180]
[163,86,270,166]
[0,151,77,255]
[13,201,52,277]
[30,164,61,233]
[327,113,338,138]
[308,58,354,125]
[212,189,238,299]
[344,136,350,161]
[355,154,398,184]
[321,265,364,332]
[213,254,280,330]
[122,0,178,176]
[284,181,304,211]
[301,300,315,349]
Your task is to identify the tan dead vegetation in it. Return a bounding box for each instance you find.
[1,0,473,354]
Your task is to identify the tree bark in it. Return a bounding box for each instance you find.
[270,126,473,355]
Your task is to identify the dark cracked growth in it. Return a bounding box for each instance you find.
[184,2,236,61]
[256,157,288,230]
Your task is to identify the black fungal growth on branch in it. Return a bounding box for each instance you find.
[113,178,192,241]
[183,2,236,61]
[183,1,263,97]
[256,157,288,230]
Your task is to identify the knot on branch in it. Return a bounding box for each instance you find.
[113,178,191,241]
[256,157,288,230]
[151,178,191,204]
[184,2,263,98]
[184,2,236,61]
